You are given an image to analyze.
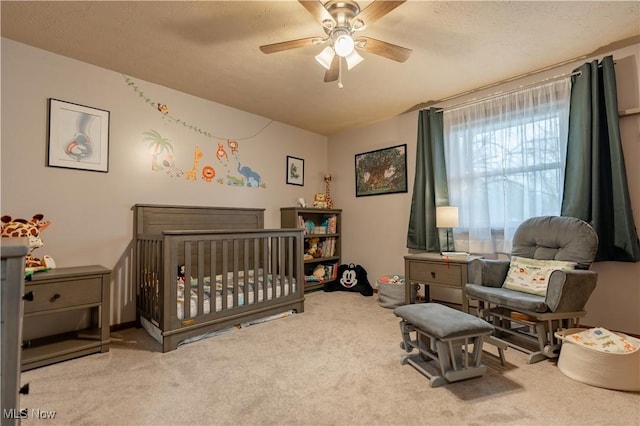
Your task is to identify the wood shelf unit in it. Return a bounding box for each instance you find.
[281,207,342,292]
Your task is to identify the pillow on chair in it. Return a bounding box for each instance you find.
[503,256,576,296]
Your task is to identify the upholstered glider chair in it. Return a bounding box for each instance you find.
[465,216,599,364]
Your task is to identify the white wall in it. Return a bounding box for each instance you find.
[1,38,328,325]
[329,43,640,335]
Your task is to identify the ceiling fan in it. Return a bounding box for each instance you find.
[259,0,412,88]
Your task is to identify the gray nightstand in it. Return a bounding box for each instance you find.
[21,265,111,371]
[404,253,480,312]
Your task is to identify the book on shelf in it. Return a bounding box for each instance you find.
[305,261,339,284]
[320,237,336,257]
[320,215,337,234]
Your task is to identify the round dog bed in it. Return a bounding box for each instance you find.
[556,328,640,391]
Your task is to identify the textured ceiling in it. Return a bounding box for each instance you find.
[2,1,639,135]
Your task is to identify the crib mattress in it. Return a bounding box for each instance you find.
[177,269,296,319]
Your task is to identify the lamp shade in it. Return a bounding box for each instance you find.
[345,49,363,70]
[315,46,335,70]
[436,206,459,228]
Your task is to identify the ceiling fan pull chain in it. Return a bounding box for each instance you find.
[338,58,344,89]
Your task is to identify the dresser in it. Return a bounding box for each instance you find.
[21,265,111,371]
[404,253,480,312]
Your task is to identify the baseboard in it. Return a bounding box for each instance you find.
[110,321,137,332]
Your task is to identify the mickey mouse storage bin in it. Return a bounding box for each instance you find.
[555,328,640,391]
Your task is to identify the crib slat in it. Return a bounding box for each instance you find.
[274,237,287,297]
[253,237,260,305]
[272,236,279,300]
[197,240,205,316]
[210,240,217,313]
[243,238,250,306]
[233,238,239,307]
[183,241,192,320]
[287,235,294,296]
[262,237,269,297]
[221,239,228,311]
[152,239,160,321]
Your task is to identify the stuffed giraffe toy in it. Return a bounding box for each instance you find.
[1,214,56,270]
[324,174,334,209]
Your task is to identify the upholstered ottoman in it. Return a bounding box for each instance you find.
[394,303,499,387]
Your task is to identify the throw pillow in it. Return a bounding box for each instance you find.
[503,256,576,296]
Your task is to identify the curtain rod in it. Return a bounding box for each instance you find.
[436,70,580,113]
[422,57,611,114]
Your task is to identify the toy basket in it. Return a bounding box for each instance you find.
[555,328,640,391]
[377,275,414,309]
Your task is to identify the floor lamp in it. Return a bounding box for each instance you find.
[436,206,459,253]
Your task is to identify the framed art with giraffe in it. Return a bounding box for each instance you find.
[47,98,110,172]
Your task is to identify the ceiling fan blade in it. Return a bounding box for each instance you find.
[259,37,322,54]
[357,36,412,62]
[353,1,405,29]
[299,0,336,28]
[324,56,339,82]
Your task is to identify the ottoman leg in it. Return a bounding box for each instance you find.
[399,320,415,352]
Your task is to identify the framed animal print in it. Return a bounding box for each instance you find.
[47,98,110,172]
[355,144,407,197]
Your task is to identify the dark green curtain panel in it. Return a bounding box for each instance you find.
[407,109,448,250]
[562,55,640,262]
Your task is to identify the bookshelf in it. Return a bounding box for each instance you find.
[280,207,342,292]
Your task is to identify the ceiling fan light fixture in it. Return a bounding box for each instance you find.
[315,46,335,70]
[334,34,355,57]
[351,19,364,32]
[345,49,363,70]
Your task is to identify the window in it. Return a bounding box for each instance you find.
[443,79,571,254]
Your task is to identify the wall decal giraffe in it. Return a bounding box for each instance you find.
[185,146,203,181]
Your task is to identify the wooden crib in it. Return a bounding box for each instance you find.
[133,204,305,352]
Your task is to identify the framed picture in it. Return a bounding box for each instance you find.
[47,98,110,172]
[286,155,304,186]
[355,144,408,197]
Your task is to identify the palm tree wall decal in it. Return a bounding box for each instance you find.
[142,129,174,171]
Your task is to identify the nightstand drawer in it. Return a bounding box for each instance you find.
[24,278,102,313]
[407,262,461,286]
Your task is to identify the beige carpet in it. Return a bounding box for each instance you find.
[20,291,640,425]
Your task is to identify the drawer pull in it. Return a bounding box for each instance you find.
[431,272,436,278]
[50,293,61,302]
[23,291,34,301]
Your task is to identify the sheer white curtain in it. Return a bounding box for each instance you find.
[443,78,571,255]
